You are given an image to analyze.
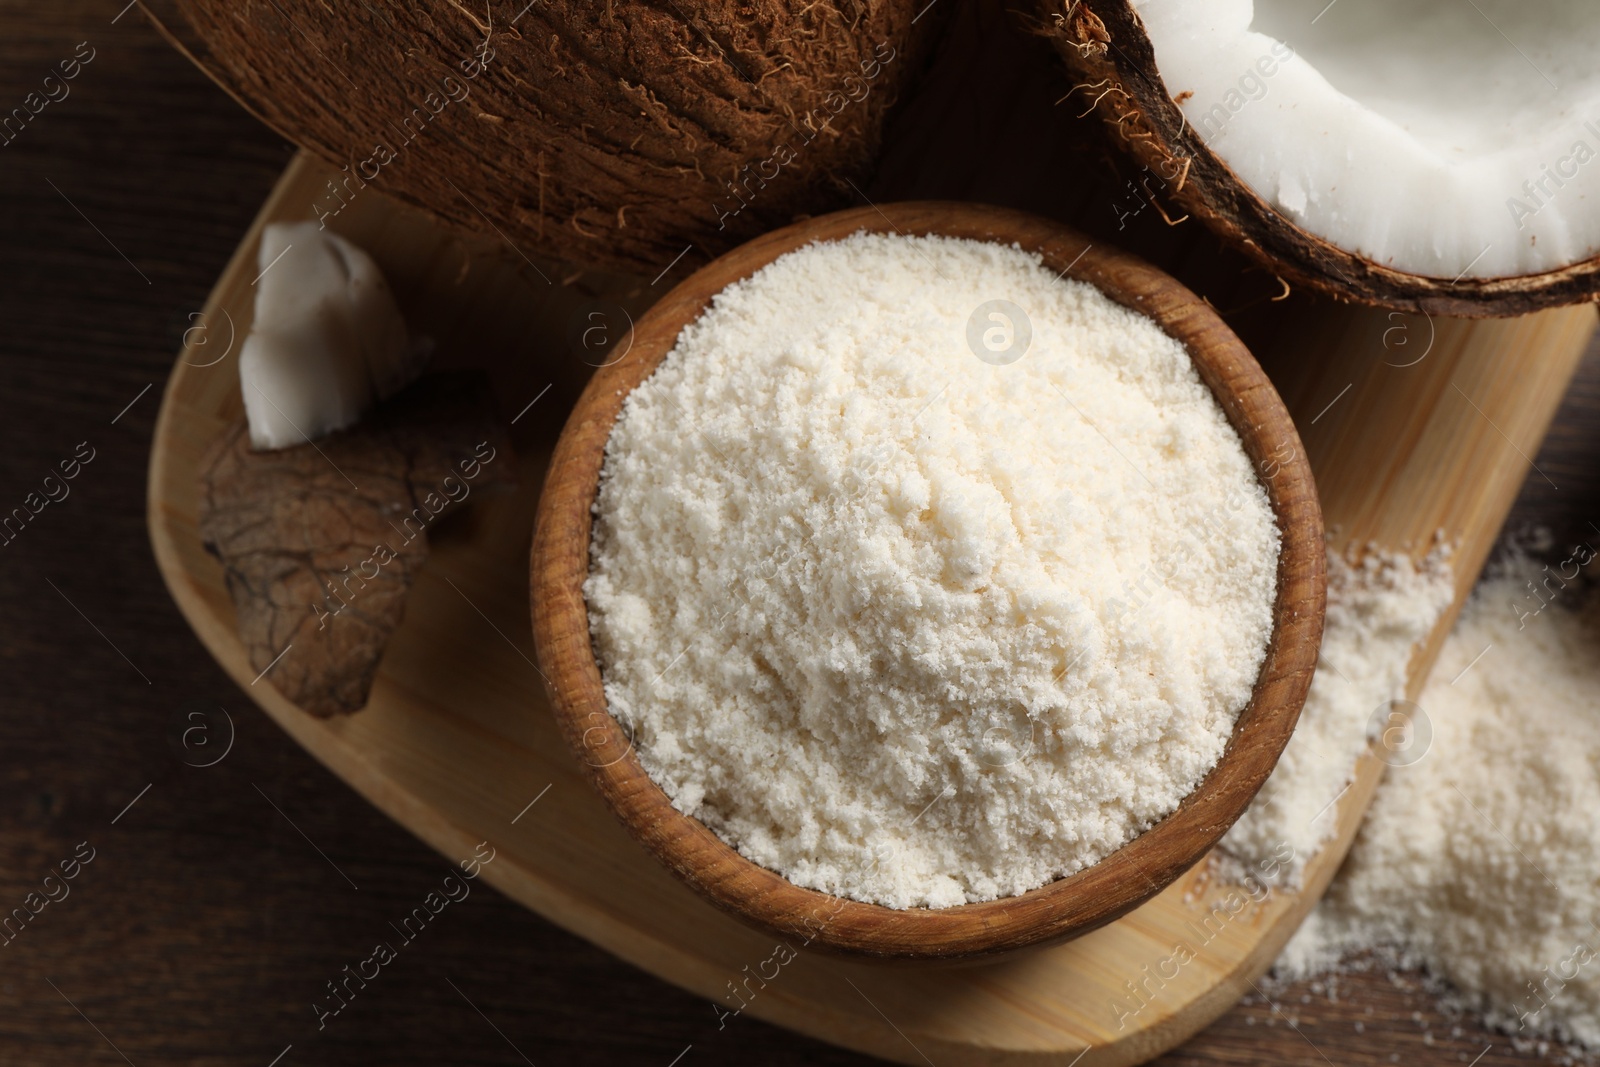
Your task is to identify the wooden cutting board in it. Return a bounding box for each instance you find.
[146,150,1596,1066]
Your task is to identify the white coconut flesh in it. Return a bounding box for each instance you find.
[239,222,430,450]
[1135,0,1600,279]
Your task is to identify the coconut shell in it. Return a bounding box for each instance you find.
[197,372,513,717]
[156,0,940,278]
[1034,0,1600,316]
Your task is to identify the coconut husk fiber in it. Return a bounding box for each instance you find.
[162,0,942,277]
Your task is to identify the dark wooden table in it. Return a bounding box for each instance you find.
[3,4,1598,1065]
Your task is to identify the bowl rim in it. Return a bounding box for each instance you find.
[530,200,1326,961]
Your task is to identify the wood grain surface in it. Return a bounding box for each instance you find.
[145,148,1587,1066]
[531,201,1326,961]
[3,2,1599,1066]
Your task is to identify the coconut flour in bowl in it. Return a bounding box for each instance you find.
[585,232,1281,909]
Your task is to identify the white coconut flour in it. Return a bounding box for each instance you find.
[1277,556,1600,1051]
[586,232,1280,909]
[1219,546,1454,888]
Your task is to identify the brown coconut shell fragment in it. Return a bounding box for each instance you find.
[1034,0,1600,316]
[153,0,943,278]
[198,372,513,717]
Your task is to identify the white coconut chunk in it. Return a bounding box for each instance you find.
[1136,0,1600,277]
[239,221,430,450]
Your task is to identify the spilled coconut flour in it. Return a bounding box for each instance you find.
[586,232,1280,909]
[1217,545,1455,888]
[1276,555,1600,1052]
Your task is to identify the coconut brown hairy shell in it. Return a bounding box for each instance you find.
[1035,0,1600,317]
[162,1,939,277]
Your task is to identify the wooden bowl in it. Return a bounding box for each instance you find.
[530,202,1326,961]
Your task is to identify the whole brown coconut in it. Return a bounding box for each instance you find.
[159,1,939,277]
[1035,0,1600,316]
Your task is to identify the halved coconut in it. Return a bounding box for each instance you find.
[1039,0,1600,315]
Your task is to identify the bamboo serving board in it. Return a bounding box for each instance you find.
[147,152,1597,1065]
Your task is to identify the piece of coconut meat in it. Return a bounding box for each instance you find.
[240,221,429,450]
[1137,0,1600,279]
